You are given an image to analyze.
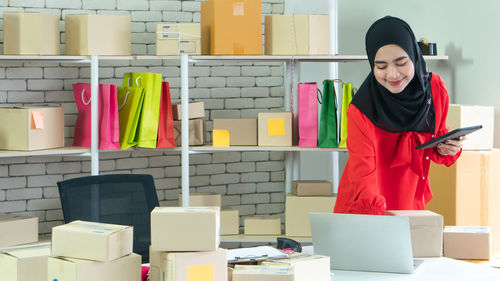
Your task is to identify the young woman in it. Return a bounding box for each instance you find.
[334,16,462,215]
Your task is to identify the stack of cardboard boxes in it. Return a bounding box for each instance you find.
[173,102,206,146]
[156,23,201,56]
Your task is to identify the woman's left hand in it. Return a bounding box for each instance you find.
[436,136,464,156]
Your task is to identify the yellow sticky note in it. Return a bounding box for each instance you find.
[213,129,230,147]
[32,111,45,129]
[186,264,214,281]
[267,118,285,136]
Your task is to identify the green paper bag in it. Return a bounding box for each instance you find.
[318,79,339,148]
[123,72,162,148]
[339,82,354,148]
[117,86,145,149]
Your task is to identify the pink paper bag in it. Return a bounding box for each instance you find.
[298,82,319,147]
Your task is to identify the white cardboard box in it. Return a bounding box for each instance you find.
[285,195,336,237]
[0,244,51,281]
[221,207,239,235]
[244,216,281,236]
[444,226,491,260]
[0,214,38,248]
[262,254,330,281]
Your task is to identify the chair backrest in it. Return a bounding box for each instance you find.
[57,174,159,263]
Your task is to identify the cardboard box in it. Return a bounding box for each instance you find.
[262,254,330,281]
[213,119,257,146]
[178,192,222,207]
[51,220,133,262]
[3,12,60,55]
[447,104,494,150]
[233,265,294,281]
[172,102,205,120]
[444,226,491,260]
[221,207,239,235]
[0,214,38,248]
[265,15,330,55]
[0,244,50,281]
[487,150,500,255]
[151,207,220,251]
[173,119,205,146]
[244,216,281,235]
[47,253,141,281]
[201,0,262,55]
[285,195,336,237]
[258,112,293,147]
[65,14,131,55]
[156,23,201,55]
[292,181,333,196]
[150,248,227,281]
[385,210,443,257]
[0,106,64,151]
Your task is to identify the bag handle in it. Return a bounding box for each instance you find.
[127,76,142,87]
[317,88,323,104]
[118,91,130,111]
[81,88,91,105]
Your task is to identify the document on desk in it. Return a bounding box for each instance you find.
[227,246,288,262]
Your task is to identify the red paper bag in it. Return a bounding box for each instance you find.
[156,82,175,148]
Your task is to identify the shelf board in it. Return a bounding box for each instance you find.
[221,234,312,243]
[0,55,90,62]
[188,55,448,62]
[190,145,347,152]
[0,146,90,158]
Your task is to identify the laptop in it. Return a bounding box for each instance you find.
[309,213,423,274]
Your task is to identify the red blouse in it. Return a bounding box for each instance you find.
[334,74,461,215]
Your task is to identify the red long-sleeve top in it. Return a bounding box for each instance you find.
[334,74,461,215]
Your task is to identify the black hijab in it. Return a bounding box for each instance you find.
[351,16,435,133]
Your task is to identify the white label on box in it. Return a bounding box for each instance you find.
[233,2,245,16]
[445,226,490,233]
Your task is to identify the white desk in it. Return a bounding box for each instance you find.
[331,257,500,281]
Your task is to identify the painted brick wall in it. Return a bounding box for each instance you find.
[0,0,286,240]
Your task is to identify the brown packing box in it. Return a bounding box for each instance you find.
[221,207,239,235]
[443,226,491,260]
[213,119,257,146]
[47,253,141,281]
[178,192,222,207]
[285,195,336,237]
[3,12,60,55]
[172,102,205,120]
[150,248,227,281]
[151,207,220,251]
[0,214,38,248]
[233,265,294,281]
[173,119,205,146]
[385,210,443,257]
[51,220,133,262]
[258,112,293,147]
[244,216,281,236]
[201,0,262,55]
[292,180,333,196]
[447,104,494,150]
[0,106,64,151]
[0,244,50,281]
[261,254,331,281]
[65,14,131,55]
[265,15,330,55]
[156,23,201,55]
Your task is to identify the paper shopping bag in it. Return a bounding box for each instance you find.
[157,82,175,148]
[117,86,145,149]
[298,82,319,147]
[318,79,339,148]
[339,82,354,148]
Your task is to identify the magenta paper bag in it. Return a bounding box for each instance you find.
[298,82,319,147]
[72,83,120,149]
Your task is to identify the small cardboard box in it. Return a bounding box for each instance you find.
[221,207,239,235]
[65,14,131,55]
[258,112,292,147]
[150,248,227,281]
[172,102,205,120]
[201,0,262,55]
[244,216,281,236]
[292,181,333,196]
[151,207,220,251]
[51,220,133,262]
[444,226,491,260]
[156,23,201,55]
[0,214,38,248]
[213,119,257,146]
[233,265,294,281]
[47,253,141,281]
[173,119,205,146]
[3,12,60,55]
[0,244,50,281]
[285,195,336,237]
[178,192,222,207]
[261,254,331,281]
[265,15,330,55]
[385,210,443,257]
[0,106,64,151]
[447,104,494,150]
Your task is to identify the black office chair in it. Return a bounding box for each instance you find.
[57,174,159,263]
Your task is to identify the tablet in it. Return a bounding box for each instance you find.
[415,125,482,150]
